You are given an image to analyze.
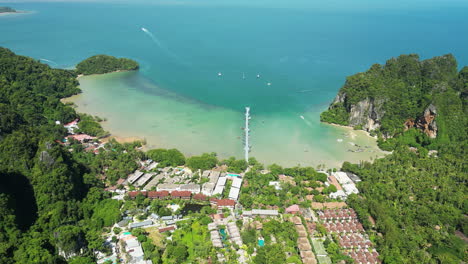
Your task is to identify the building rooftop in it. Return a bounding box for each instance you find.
[135,173,155,187]
[286,204,300,213]
[216,176,227,187]
[193,193,207,201]
[216,199,236,207]
[334,172,353,185]
[251,209,279,216]
[129,220,153,229]
[228,187,240,201]
[147,190,169,198]
[156,184,179,191]
[179,184,201,192]
[128,170,145,184]
[171,190,192,197]
[231,177,243,189]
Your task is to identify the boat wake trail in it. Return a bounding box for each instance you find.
[40,58,58,65]
[300,115,313,127]
[141,27,187,66]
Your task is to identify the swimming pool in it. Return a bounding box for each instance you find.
[219,229,228,241]
[258,239,265,247]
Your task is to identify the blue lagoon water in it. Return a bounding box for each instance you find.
[2,1,467,167]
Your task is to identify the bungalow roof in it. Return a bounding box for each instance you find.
[171,191,192,197]
[158,226,175,233]
[286,204,300,213]
[216,199,236,207]
[193,193,207,201]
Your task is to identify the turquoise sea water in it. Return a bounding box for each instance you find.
[2,1,468,167]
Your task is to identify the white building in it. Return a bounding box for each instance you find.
[180,184,201,193]
[128,170,144,184]
[157,183,179,192]
[228,187,240,201]
[268,181,282,190]
[232,177,243,189]
[202,183,216,196]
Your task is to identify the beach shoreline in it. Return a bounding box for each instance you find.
[76,69,136,79]
[325,122,376,139]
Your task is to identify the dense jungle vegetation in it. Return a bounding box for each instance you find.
[321,54,467,263]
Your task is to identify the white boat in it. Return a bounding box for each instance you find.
[242,72,245,79]
[218,72,222,76]
[256,74,260,78]
[267,82,271,86]
[300,115,305,120]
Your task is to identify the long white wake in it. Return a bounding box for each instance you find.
[141,27,186,65]
[300,115,313,127]
[40,58,58,65]
[141,27,165,49]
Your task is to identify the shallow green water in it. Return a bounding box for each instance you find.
[68,72,385,167]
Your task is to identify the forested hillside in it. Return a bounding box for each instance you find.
[0,47,133,263]
[322,54,467,263]
[321,54,467,151]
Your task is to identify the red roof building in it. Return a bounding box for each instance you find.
[158,226,176,233]
[67,134,96,143]
[64,119,79,127]
[215,199,236,208]
[285,204,300,214]
[193,193,207,201]
[171,191,192,199]
[128,191,147,198]
[148,191,169,199]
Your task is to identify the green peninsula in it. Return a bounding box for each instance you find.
[321,54,466,150]
[322,54,467,262]
[76,54,139,75]
[0,7,16,13]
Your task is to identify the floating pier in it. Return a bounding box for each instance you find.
[244,107,251,161]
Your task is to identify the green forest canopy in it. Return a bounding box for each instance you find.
[321,54,467,152]
[75,54,139,75]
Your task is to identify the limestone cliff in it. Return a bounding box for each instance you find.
[320,53,462,140]
[348,98,385,131]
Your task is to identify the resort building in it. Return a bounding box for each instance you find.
[129,220,153,229]
[285,204,300,214]
[127,170,144,185]
[156,184,179,192]
[179,183,201,193]
[243,209,279,218]
[202,182,216,196]
[134,173,155,187]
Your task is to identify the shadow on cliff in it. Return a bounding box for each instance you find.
[0,171,38,231]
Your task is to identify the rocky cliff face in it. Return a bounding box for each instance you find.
[321,53,462,141]
[348,98,386,131]
[404,104,438,138]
